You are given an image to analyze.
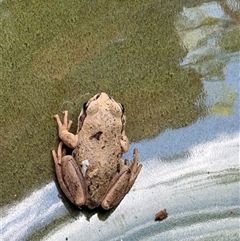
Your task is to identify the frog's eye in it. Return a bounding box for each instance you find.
[83,101,88,111]
[120,103,125,114]
[95,93,101,100]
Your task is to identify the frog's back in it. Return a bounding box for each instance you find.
[73,131,123,208]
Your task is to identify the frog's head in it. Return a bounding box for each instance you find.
[77,92,125,132]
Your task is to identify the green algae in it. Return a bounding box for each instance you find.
[218,28,240,52]
[1,0,205,207]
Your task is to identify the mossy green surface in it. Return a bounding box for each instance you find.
[218,28,240,52]
[1,0,205,207]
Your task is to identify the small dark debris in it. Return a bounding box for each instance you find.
[90,131,103,140]
[155,208,168,221]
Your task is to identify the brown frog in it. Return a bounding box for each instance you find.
[52,92,142,210]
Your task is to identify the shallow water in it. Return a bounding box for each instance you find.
[1,0,240,240]
[2,131,239,240]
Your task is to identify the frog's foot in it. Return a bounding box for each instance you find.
[54,110,78,149]
[52,142,86,206]
[101,148,142,210]
[54,110,72,130]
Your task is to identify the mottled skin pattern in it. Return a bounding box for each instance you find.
[52,93,142,210]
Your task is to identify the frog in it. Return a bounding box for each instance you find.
[52,92,142,210]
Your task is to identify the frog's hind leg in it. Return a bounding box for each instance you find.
[101,148,142,210]
[52,142,86,207]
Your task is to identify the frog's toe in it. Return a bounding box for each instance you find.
[130,148,142,175]
[124,159,130,165]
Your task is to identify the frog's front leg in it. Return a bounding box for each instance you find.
[52,142,86,206]
[120,115,129,153]
[101,148,142,210]
[54,110,78,149]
